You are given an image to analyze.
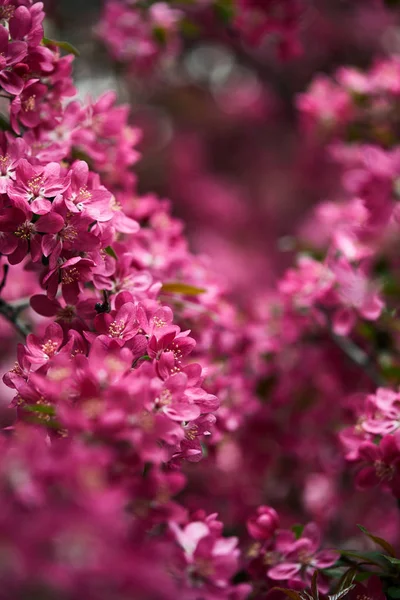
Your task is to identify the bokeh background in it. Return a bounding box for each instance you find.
[42,0,400,306]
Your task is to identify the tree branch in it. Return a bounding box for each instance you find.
[0,265,30,339]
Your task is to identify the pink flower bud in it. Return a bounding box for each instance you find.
[247,506,279,541]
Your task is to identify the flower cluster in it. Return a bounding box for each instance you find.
[97,0,305,75]
[246,507,337,593]
[96,1,183,74]
[340,388,400,497]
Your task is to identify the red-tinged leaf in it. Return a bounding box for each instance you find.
[271,588,302,600]
[311,571,319,599]
[329,585,355,600]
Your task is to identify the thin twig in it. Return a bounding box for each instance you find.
[319,306,384,387]
[0,297,30,338]
[0,265,30,338]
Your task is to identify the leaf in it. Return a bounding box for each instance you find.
[42,37,80,56]
[382,555,400,567]
[24,404,55,416]
[104,246,118,260]
[0,113,11,131]
[180,17,201,37]
[161,282,206,295]
[292,524,304,539]
[329,585,355,600]
[388,587,400,599]
[357,525,396,557]
[153,27,167,45]
[271,588,302,600]
[337,568,357,592]
[338,550,383,567]
[322,568,346,579]
[311,571,318,599]
[214,0,235,24]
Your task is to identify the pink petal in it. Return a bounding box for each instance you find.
[268,562,301,581]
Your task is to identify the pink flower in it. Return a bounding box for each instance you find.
[0,205,62,264]
[170,513,241,590]
[8,158,70,214]
[148,328,196,377]
[0,133,26,193]
[330,257,384,336]
[10,79,47,132]
[247,506,280,541]
[346,576,386,600]
[363,388,400,436]
[43,256,95,303]
[93,302,140,345]
[356,435,400,497]
[267,523,337,591]
[25,322,65,368]
[0,23,27,95]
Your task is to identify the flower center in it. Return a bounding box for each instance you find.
[0,154,10,174]
[24,95,36,113]
[110,196,122,212]
[61,225,78,243]
[61,267,79,285]
[186,425,198,441]
[14,222,33,240]
[298,549,313,565]
[41,340,59,357]
[0,6,15,20]
[108,320,125,338]
[153,316,166,328]
[157,389,172,407]
[77,186,92,204]
[374,459,395,481]
[57,306,75,322]
[28,175,43,196]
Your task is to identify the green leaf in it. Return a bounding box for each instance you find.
[104,246,118,260]
[357,525,396,557]
[388,587,400,599]
[42,37,80,56]
[132,355,152,368]
[354,572,373,582]
[382,555,400,567]
[214,0,235,24]
[0,113,11,131]
[24,404,55,416]
[322,568,346,579]
[71,148,94,168]
[180,17,201,38]
[161,282,206,295]
[338,550,383,567]
[291,524,304,539]
[153,27,167,45]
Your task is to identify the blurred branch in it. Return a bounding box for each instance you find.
[321,309,384,387]
[0,265,30,338]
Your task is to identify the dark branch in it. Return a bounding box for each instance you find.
[0,265,30,338]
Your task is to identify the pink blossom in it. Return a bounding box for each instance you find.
[247,506,280,541]
[267,523,337,591]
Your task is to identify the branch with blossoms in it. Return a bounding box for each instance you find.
[1,0,400,599]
